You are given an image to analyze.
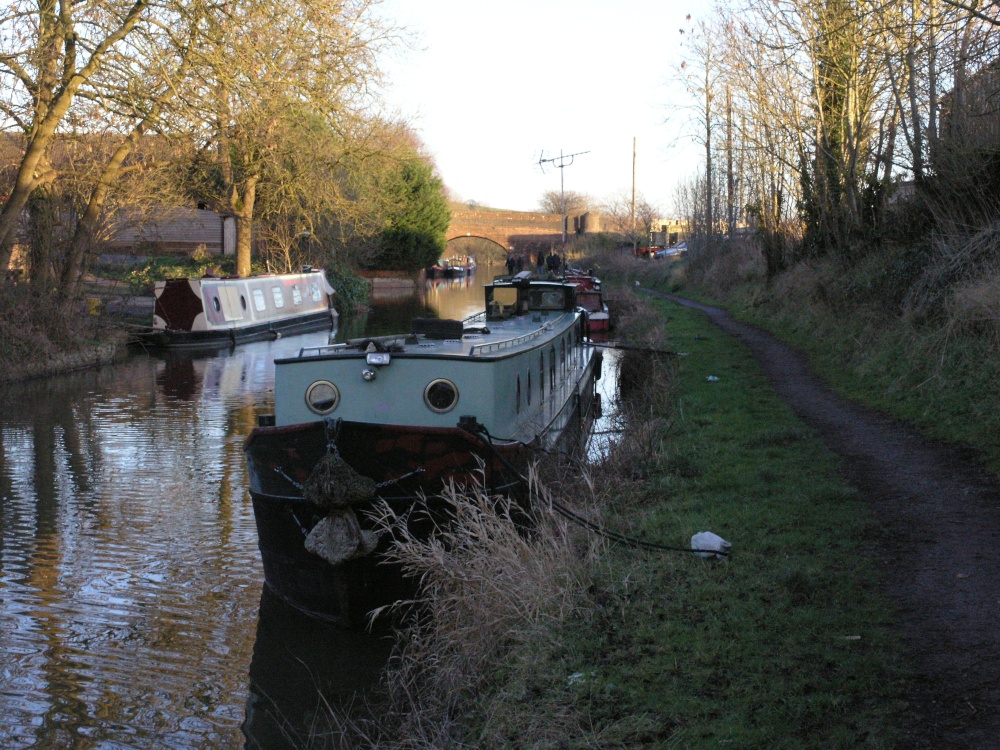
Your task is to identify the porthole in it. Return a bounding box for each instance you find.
[424,378,459,413]
[305,380,340,414]
[240,295,247,310]
[212,296,221,312]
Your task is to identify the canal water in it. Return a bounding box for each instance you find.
[0,267,620,749]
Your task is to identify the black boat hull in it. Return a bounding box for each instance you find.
[147,309,338,350]
[244,354,600,626]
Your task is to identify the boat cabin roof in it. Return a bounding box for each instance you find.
[278,276,580,365]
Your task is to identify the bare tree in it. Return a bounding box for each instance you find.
[677,15,730,243]
[0,0,155,272]
[0,0,400,287]
[181,0,395,277]
[603,191,661,250]
[537,190,592,215]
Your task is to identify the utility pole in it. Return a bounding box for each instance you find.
[538,149,589,263]
[632,136,637,256]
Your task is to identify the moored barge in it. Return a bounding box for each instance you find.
[243,271,601,624]
[148,269,338,348]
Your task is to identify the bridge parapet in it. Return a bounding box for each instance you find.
[447,207,566,251]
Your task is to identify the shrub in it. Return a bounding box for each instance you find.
[0,282,107,381]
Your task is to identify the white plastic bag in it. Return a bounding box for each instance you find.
[691,531,732,559]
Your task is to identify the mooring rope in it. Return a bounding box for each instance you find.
[589,341,687,357]
[458,419,729,557]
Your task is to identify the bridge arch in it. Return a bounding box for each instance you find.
[445,234,510,265]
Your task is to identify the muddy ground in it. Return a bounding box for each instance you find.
[645,290,1000,749]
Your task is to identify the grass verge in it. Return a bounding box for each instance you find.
[656,251,1000,479]
[0,281,127,383]
[467,296,909,748]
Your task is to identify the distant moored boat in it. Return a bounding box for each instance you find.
[148,269,338,349]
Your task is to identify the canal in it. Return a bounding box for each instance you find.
[0,267,620,749]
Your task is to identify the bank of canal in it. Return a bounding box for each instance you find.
[466,289,911,748]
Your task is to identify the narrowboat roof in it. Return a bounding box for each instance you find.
[276,277,581,365]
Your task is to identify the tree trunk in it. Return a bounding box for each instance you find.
[235,176,258,278]
[726,86,735,237]
[60,124,147,297]
[0,0,150,271]
[27,182,58,286]
[705,65,714,241]
[906,43,925,182]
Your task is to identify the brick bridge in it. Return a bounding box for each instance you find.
[446,206,568,255]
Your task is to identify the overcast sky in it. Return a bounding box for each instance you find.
[378,0,710,215]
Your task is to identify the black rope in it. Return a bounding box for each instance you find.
[589,341,687,357]
[458,419,729,557]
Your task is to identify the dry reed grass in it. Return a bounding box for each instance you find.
[337,470,602,748]
[684,238,766,296]
[947,271,1000,341]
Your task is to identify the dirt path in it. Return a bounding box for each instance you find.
[644,289,1000,749]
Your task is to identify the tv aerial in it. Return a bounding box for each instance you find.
[537,149,589,174]
[537,149,589,247]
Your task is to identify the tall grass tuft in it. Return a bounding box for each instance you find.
[348,471,600,747]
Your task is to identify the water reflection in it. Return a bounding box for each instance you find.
[243,588,393,749]
[0,357,265,748]
[0,329,339,749]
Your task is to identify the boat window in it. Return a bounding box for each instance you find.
[292,285,303,305]
[516,375,521,414]
[311,283,322,302]
[424,379,459,413]
[305,381,340,414]
[240,295,247,310]
[560,339,566,373]
[550,345,556,386]
[488,286,518,317]
[492,287,518,305]
[527,371,531,405]
[252,288,267,312]
[530,289,566,310]
[540,352,545,401]
[212,296,221,312]
[272,287,285,309]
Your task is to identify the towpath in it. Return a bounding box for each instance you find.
[642,288,1000,749]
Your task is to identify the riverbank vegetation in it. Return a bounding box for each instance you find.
[658,0,1000,478]
[651,237,1000,480]
[0,282,126,383]
[0,0,448,374]
[311,264,910,748]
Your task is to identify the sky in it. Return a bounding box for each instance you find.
[378,0,710,215]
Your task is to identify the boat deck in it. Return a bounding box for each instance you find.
[281,310,579,363]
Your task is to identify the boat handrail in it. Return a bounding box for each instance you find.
[468,325,548,356]
[297,343,349,357]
